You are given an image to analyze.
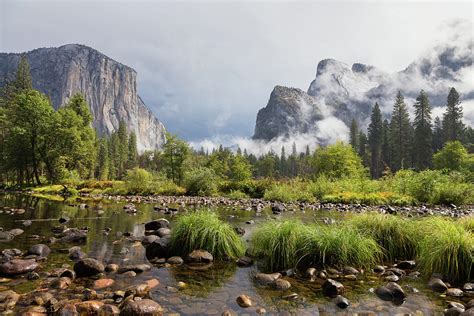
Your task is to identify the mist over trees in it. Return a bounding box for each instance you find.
[0,56,473,189]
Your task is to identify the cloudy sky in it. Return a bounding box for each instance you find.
[1,0,472,143]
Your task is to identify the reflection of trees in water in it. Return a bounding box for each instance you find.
[168,262,237,297]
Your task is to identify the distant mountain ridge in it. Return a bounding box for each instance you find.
[0,44,166,151]
[253,39,473,142]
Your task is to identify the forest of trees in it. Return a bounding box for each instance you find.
[0,56,473,188]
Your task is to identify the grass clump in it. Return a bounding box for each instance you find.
[170,211,245,260]
[251,220,308,271]
[300,224,382,269]
[417,217,473,284]
[460,216,474,233]
[347,213,419,261]
[250,219,381,271]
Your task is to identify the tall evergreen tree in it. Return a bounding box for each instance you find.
[117,121,128,178]
[349,118,360,153]
[368,103,383,178]
[432,116,444,153]
[97,137,110,180]
[412,90,433,170]
[442,87,465,143]
[381,119,391,170]
[358,131,368,166]
[127,132,138,169]
[389,91,412,171]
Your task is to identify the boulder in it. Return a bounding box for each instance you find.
[186,250,213,264]
[0,259,38,275]
[156,228,171,237]
[98,304,120,316]
[322,279,344,297]
[274,279,291,290]
[69,246,87,260]
[145,237,171,260]
[73,258,105,277]
[167,256,184,265]
[333,295,350,308]
[397,260,416,270]
[27,244,51,258]
[119,299,163,316]
[60,229,87,243]
[236,294,252,308]
[0,290,19,312]
[75,300,104,315]
[255,273,281,285]
[144,219,169,231]
[429,277,448,293]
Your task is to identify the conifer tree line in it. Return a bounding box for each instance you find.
[350,89,473,178]
[1,56,473,186]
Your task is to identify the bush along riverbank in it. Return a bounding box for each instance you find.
[0,204,473,314]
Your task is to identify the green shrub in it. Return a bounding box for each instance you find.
[170,211,245,260]
[433,141,469,171]
[225,190,249,200]
[417,217,473,283]
[300,224,382,269]
[124,168,153,194]
[433,182,473,205]
[251,220,308,271]
[184,167,218,196]
[263,180,315,202]
[347,213,419,261]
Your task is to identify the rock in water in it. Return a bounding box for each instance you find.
[236,295,252,308]
[119,299,163,315]
[73,258,105,277]
[144,219,169,231]
[186,250,213,264]
[0,290,19,312]
[0,44,167,151]
[27,244,51,258]
[0,259,38,275]
[322,279,344,297]
[428,277,448,293]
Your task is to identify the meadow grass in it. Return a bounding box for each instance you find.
[347,213,419,261]
[170,210,245,260]
[250,220,308,271]
[417,217,473,283]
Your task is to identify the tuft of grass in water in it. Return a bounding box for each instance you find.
[459,216,474,233]
[250,219,381,271]
[417,217,473,284]
[170,210,245,260]
[347,213,419,262]
[250,220,308,271]
[300,224,382,269]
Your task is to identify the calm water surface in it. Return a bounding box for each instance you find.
[0,194,460,315]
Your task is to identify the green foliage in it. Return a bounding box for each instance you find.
[225,190,249,200]
[263,180,315,202]
[433,141,468,171]
[347,213,419,261]
[459,216,474,233]
[368,103,384,178]
[389,91,413,171]
[300,224,382,269]
[124,168,153,194]
[251,220,308,271]
[170,211,245,260]
[312,142,366,179]
[442,87,465,143]
[417,217,473,283]
[162,133,190,185]
[184,167,219,196]
[413,90,433,170]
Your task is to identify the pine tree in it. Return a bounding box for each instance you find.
[381,119,391,169]
[389,91,412,171]
[368,103,383,178]
[97,137,110,180]
[358,131,368,166]
[432,117,444,153]
[442,87,465,143]
[412,90,433,170]
[127,132,138,169]
[117,121,128,178]
[349,118,360,153]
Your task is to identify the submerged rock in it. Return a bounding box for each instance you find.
[144,219,169,231]
[27,244,51,258]
[274,279,291,290]
[145,237,171,260]
[255,273,281,285]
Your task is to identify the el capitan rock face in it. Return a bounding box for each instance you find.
[253,40,473,142]
[0,44,166,151]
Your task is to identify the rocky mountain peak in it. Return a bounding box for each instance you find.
[0,44,166,151]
